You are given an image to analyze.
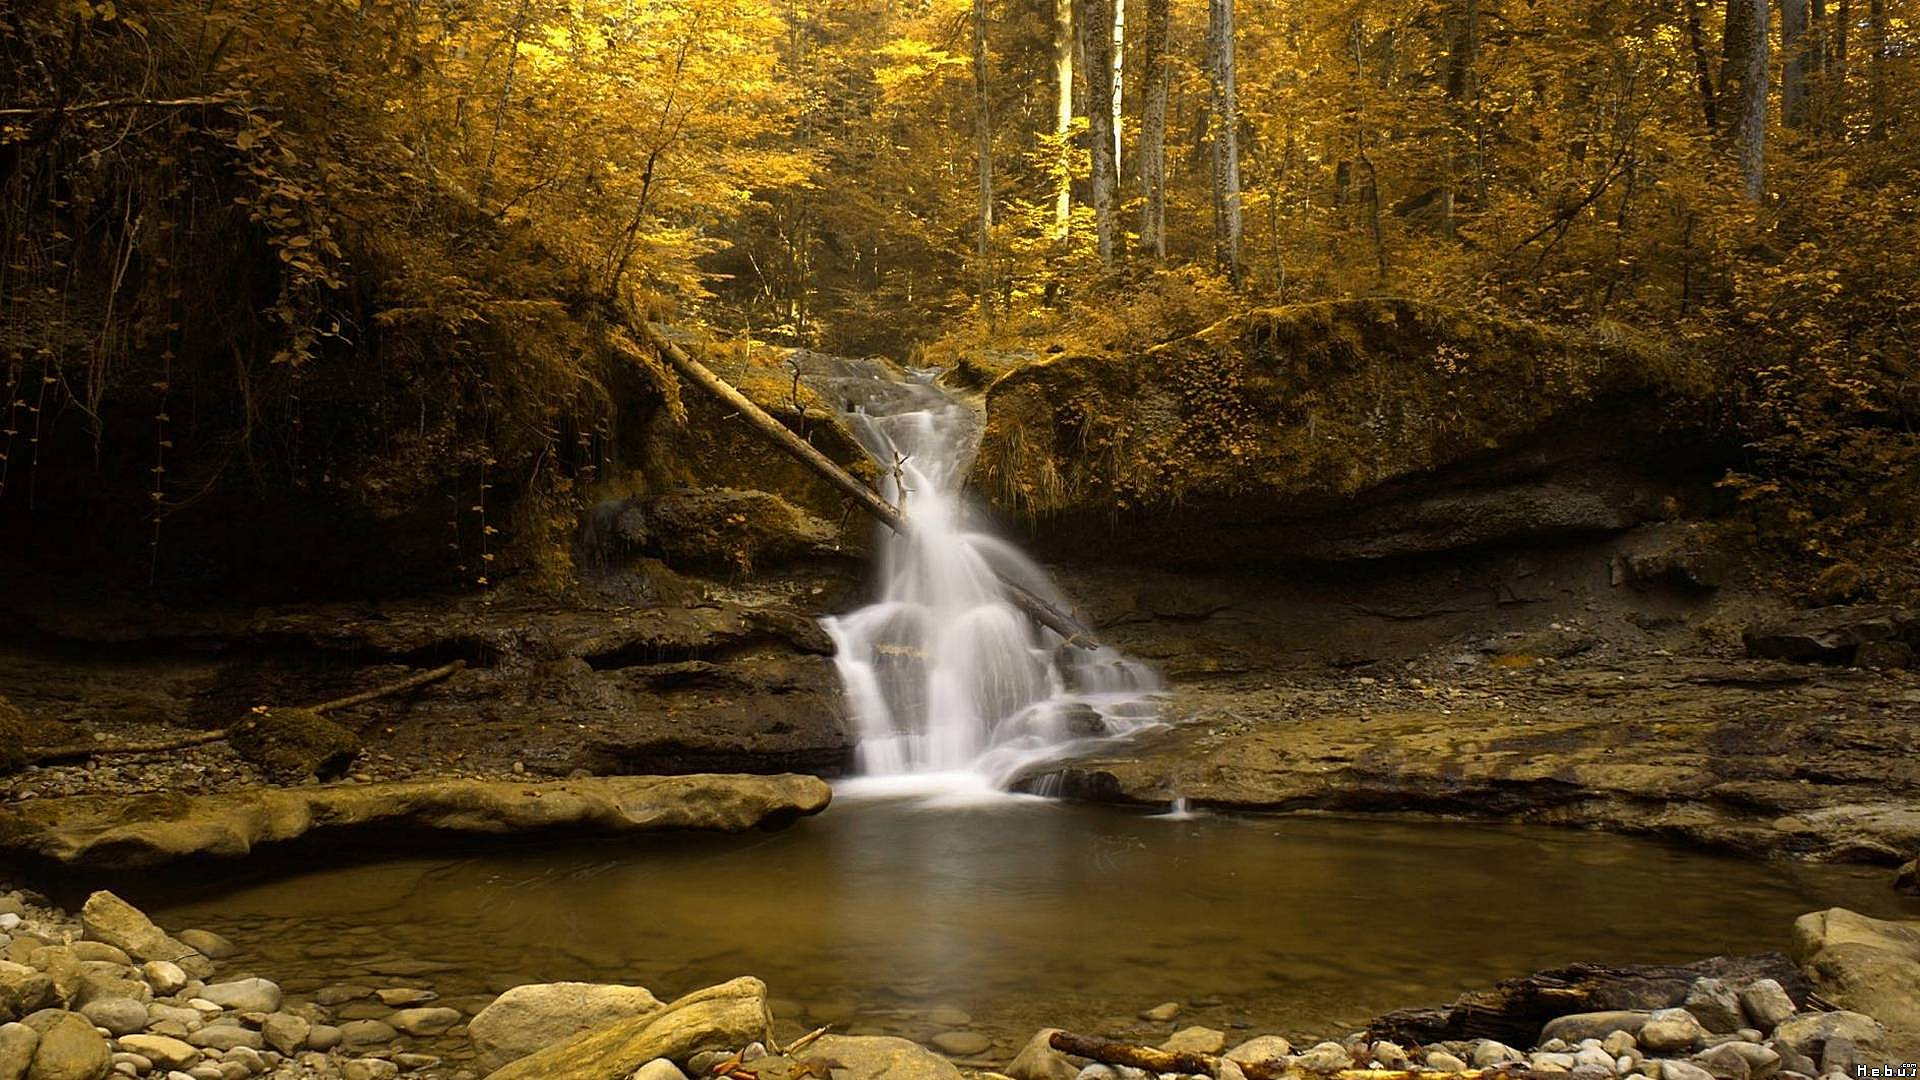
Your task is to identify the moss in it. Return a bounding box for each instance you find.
[228,706,362,783]
[648,488,840,574]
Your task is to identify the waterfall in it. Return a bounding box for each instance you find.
[818,365,1162,788]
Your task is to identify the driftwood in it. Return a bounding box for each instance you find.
[622,319,1097,649]
[1366,954,1814,1049]
[22,661,464,769]
[1046,1031,1516,1080]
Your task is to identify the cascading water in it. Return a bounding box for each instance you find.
[817,363,1162,788]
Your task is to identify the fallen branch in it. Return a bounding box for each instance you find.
[21,661,464,767]
[618,319,1097,649]
[0,95,245,118]
[1046,1032,1517,1080]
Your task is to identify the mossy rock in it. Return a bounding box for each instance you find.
[227,706,362,783]
[649,488,839,574]
[0,695,25,775]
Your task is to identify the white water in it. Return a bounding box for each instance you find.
[820,368,1162,788]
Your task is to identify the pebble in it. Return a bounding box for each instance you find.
[1369,1041,1409,1069]
[175,930,238,960]
[1140,1002,1182,1023]
[376,987,438,1007]
[931,1031,993,1056]
[388,1006,462,1036]
[1472,1040,1527,1067]
[81,997,151,1036]
[1296,1042,1353,1072]
[338,1019,400,1048]
[1426,1051,1468,1072]
[1641,1011,1709,1054]
[632,1058,689,1080]
[1225,1036,1292,1066]
[142,961,189,995]
[926,1005,972,1027]
[261,1012,311,1054]
[197,979,281,1014]
[186,1024,263,1052]
[1161,1027,1226,1055]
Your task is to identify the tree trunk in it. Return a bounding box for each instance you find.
[973,0,994,320]
[1079,0,1118,266]
[1137,0,1170,260]
[1782,0,1810,127]
[1207,0,1242,281]
[1722,0,1769,201]
[1110,0,1125,177]
[1053,0,1074,238]
[1867,0,1888,137]
[1686,0,1720,133]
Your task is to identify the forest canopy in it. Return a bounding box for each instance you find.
[1,0,1916,600]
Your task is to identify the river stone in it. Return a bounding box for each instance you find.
[1139,1003,1181,1023]
[483,976,770,1080]
[1714,1043,1780,1079]
[185,1025,261,1052]
[195,980,279,1014]
[73,969,150,1011]
[1545,1014,1655,1046]
[1471,1041,1527,1067]
[26,1010,110,1080]
[1684,981,1747,1035]
[62,946,126,969]
[260,1013,310,1054]
[804,1036,964,1080]
[469,982,664,1072]
[1691,1045,1753,1080]
[1006,1029,1076,1080]
[1424,1050,1467,1073]
[1770,1012,1885,1063]
[1662,1065,1715,1080]
[0,962,53,1023]
[1790,908,1920,1053]
[1735,981,1795,1032]
[1369,1041,1409,1069]
[1642,1012,1710,1054]
[389,1006,461,1037]
[341,1060,400,1080]
[76,894,213,981]
[76,999,146,1037]
[337,1019,397,1049]
[925,1006,970,1028]
[1225,1036,1292,1067]
[634,1059,689,1080]
[315,985,372,1006]
[1574,1046,1616,1071]
[1533,1052,1578,1071]
[139,963,187,997]
[1,1022,39,1080]
[1160,1028,1226,1055]
[930,1032,992,1057]
[375,988,436,1007]
[1295,1042,1353,1073]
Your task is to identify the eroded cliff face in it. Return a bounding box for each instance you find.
[969,298,1719,568]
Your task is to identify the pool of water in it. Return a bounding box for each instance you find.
[138,789,1916,1056]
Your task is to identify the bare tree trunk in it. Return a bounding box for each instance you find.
[1722,0,1770,201]
[1686,0,1720,133]
[1137,0,1170,260]
[973,0,994,320]
[1832,0,1850,137]
[477,0,531,207]
[1111,0,1125,178]
[1782,0,1810,127]
[1053,0,1074,238]
[1207,0,1242,281]
[1867,0,1888,137]
[1079,0,1118,266]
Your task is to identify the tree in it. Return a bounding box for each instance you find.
[1208,0,1243,279]
[1054,0,1075,238]
[973,0,995,319]
[1079,0,1119,266]
[1137,0,1172,260]
[1782,0,1811,128]
[1111,0,1127,177]
[1722,0,1770,200]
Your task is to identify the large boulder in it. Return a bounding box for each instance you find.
[77,892,215,979]
[0,963,53,1023]
[1790,908,1920,1055]
[484,976,771,1080]
[0,775,831,869]
[469,983,665,1072]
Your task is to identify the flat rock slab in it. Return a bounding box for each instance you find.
[0,774,831,868]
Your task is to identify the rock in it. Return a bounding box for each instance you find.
[1790,909,1920,1051]
[315,986,372,1007]
[1897,858,1919,898]
[468,982,664,1072]
[1743,605,1916,665]
[929,1032,991,1057]
[336,1020,397,1049]
[0,778,832,869]
[1569,1065,1613,1080]
[341,1060,400,1080]
[1603,1033,1639,1058]
[1005,1029,1077,1080]
[925,1006,970,1028]
[1533,1053,1579,1071]
[1295,1042,1353,1073]
[171,934,234,962]
[26,1011,111,1080]
[1368,1042,1409,1069]
[1855,641,1913,670]
[140,963,187,997]
[1771,1049,1817,1077]
[1,1022,40,1080]
[223,1046,264,1074]
[1737,982,1795,1032]
[1574,1046,1616,1072]
[1711,1043,1780,1079]
[0,963,54,1023]
[76,894,214,981]
[1472,1041,1526,1068]
[63,946,127,968]
[75,1000,145,1037]
[1139,1003,1181,1023]
[72,970,150,1010]
[375,989,436,1007]
[305,1025,341,1052]
[803,1036,964,1080]
[392,1052,442,1071]
[184,1026,261,1052]
[1770,1013,1886,1063]
[1425,1051,1467,1073]
[1544,1014,1655,1045]
[1692,1045,1752,1080]
[1683,982,1746,1035]
[1641,1012,1710,1055]
[484,976,771,1080]
[260,1013,310,1055]
[1160,1029,1225,1056]
[1817,1039,1860,1077]
[1224,1036,1292,1068]
[389,1006,461,1037]
[227,706,362,784]
[195,981,279,1015]
[633,1059,690,1080]
[1662,1063,1715,1080]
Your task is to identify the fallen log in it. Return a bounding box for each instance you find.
[620,320,1097,649]
[1045,1031,1519,1080]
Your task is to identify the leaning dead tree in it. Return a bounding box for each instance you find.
[616,317,1098,649]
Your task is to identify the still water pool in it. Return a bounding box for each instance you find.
[139,787,1915,1054]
